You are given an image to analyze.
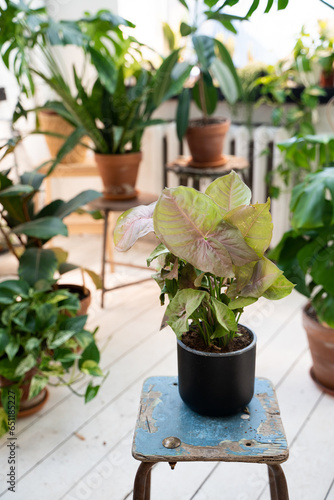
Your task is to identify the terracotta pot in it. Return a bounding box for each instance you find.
[320,69,334,88]
[0,367,49,418]
[302,303,334,394]
[94,152,142,200]
[56,284,91,316]
[177,326,256,416]
[185,118,230,168]
[38,111,89,164]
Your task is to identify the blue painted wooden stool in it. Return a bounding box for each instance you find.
[132,376,289,499]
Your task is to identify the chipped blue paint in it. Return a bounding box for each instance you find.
[133,377,288,461]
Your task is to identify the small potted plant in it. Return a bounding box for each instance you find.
[114,171,293,415]
[0,277,106,436]
[270,167,334,394]
[0,153,102,312]
[173,0,290,167]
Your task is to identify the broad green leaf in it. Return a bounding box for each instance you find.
[246,0,260,17]
[81,360,104,377]
[79,341,100,367]
[165,289,208,338]
[82,268,102,290]
[264,0,274,12]
[193,71,218,115]
[211,297,238,332]
[28,375,48,400]
[114,202,156,251]
[239,257,283,298]
[0,184,34,198]
[290,168,334,228]
[278,0,289,10]
[313,293,334,328]
[210,58,239,104]
[153,186,259,278]
[14,216,68,239]
[193,36,216,71]
[178,0,189,8]
[224,199,273,255]
[0,279,30,298]
[75,330,95,350]
[228,296,258,309]
[19,248,59,286]
[180,22,193,36]
[310,246,334,295]
[206,171,251,214]
[176,87,191,141]
[48,330,78,349]
[263,274,295,300]
[15,354,36,377]
[50,247,68,265]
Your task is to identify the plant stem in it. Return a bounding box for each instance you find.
[0,225,20,261]
[198,71,208,123]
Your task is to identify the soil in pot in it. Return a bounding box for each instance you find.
[94,152,142,200]
[177,325,256,417]
[303,303,334,394]
[186,118,230,168]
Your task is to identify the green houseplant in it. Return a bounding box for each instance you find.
[0,146,102,305]
[0,277,106,437]
[270,167,334,394]
[114,171,293,415]
[174,0,290,167]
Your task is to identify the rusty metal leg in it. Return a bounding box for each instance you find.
[133,462,155,500]
[267,464,289,500]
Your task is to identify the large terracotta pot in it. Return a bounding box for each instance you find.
[94,152,142,200]
[177,326,256,416]
[303,304,334,394]
[185,118,230,168]
[38,111,89,164]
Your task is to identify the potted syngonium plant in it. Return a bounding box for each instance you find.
[114,171,294,415]
[270,167,334,394]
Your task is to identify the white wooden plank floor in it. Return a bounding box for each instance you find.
[0,233,334,500]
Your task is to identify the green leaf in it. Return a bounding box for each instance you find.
[180,22,193,36]
[85,382,100,403]
[290,169,334,229]
[264,0,274,12]
[215,39,243,97]
[0,279,30,299]
[263,274,295,300]
[75,330,95,350]
[5,338,20,362]
[52,190,101,219]
[210,58,239,104]
[193,36,215,71]
[277,0,289,10]
[48,330,78,349]
[28,375,48,400]
[79,341,100,367]
[0,330,9,354]
[19,248,59,286]
[224,199,273,256]
[81,360,104,377]
[206,171,251,214]
[147,243,170,266]
[211,297,238,332]
[15,354,36,377]
[176,88,191,141]
[154,186,259,277]
[0,408,9,438]
[114,202,156,251]
[193,71,217,115]
[14,217,68,239]
[89,46,117,94]
[178,0,189,9]
[239,257,283,298]
[228,296,258,309]
[310,246,334,295]
[165,289,208,338]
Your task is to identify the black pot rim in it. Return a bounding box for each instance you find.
[177,324,256,358]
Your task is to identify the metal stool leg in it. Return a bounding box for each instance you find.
[133,462,155,500]
[267,464,289,500]
[100,209,109,308]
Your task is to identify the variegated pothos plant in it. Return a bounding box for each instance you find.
[114,172,294,347]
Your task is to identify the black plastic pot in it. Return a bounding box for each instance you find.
[177,326,256,416]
